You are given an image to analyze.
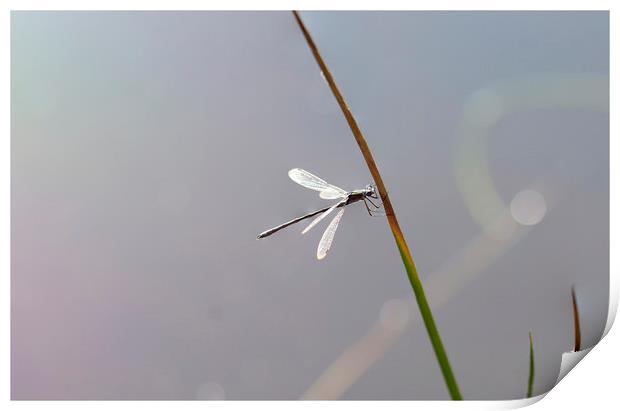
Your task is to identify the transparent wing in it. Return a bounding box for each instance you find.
[289,168,347,199]
[319,186,347,199]
[317,208,346,260]
[302,201,342,234]
[288,168,331,191]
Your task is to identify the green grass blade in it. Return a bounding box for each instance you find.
[292,11,462,400]
[527,332,535,398]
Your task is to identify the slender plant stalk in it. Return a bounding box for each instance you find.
[527,332,535,398]
[571,285,581,351]
[292,11,462,400]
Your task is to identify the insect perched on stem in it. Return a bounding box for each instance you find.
[257,168,381,259]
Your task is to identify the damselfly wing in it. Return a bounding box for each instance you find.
[288,168,348,200]
[317,207,346,260]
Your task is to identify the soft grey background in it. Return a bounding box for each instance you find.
[11,11,609,400]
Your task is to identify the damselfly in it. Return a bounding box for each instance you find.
[257,168,381,260]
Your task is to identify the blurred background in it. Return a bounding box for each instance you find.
[11,11,609,400]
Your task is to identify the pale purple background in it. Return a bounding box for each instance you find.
[12,11,608,399]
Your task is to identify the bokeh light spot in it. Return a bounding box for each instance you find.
[510,190,547,226]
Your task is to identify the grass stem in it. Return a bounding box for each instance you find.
[571,285,581,351]
[292,11,462,400]
[527,332,535,398]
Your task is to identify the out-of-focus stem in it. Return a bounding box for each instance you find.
[571,286,582,351]
[527,332,535,398]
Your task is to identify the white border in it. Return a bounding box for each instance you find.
[3,2,616,410]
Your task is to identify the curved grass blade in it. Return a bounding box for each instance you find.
[571,285,581,351]
[527,332,535,398]
[292,10,462,400]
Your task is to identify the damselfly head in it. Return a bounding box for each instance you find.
[365,184,378,199]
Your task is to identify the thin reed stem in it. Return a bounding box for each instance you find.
[571,286,581,351]
[292,11,462,400]
[527,332,535,398]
